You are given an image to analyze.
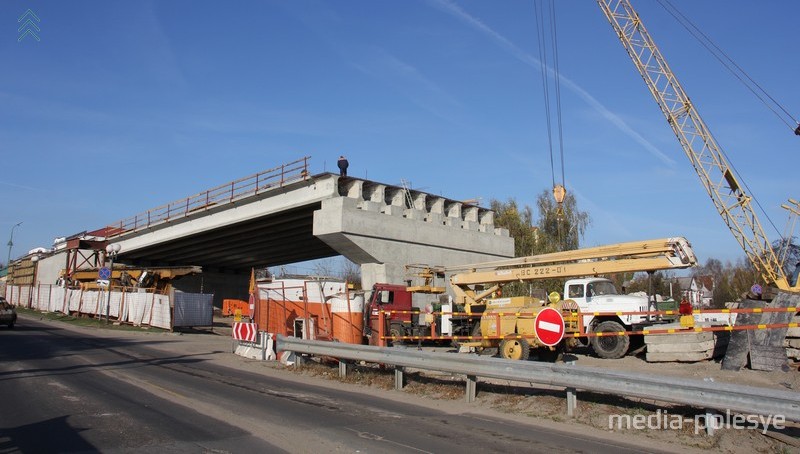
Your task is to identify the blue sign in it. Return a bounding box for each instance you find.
[98,267,111,280]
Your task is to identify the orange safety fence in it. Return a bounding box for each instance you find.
[376,307,800,342]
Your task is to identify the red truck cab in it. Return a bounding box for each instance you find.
[363,283,415,345]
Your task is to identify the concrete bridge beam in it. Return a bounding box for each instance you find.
[313,196,513,290]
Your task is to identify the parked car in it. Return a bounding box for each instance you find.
[0,297,17,328]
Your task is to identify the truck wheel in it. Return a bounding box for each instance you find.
[389,323,404,346]
[591,321,629,359]
[500,337,530,361]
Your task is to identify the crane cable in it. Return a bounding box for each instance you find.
[655,0,786,240]
[534,0,568,249]
[534,0,556,189]
[656,0,800,136]
[549,0,567,190]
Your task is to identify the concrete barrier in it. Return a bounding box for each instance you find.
[645,322,730,362]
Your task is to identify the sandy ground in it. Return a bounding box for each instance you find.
[24,314,800,453]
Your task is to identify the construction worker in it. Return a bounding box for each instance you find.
[678,296,693,315]
[337,155,349,177]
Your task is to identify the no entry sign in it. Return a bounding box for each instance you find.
[534,307,565,346]
[232,322,257,343]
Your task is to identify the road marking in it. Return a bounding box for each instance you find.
[344,428,433,453]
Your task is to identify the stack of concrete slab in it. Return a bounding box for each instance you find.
[784,314,800,361]
[722,294,797,371]
[644,322,730,362]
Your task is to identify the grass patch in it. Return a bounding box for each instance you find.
[17,307,166,332]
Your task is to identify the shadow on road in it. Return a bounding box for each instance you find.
[0,415,94,453]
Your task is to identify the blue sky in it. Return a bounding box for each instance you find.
[2,0,798,271]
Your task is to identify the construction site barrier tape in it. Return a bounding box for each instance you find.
[382,307,800,317]
[379,310,799,340]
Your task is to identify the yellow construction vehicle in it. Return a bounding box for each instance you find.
[412,236,697,359]
[597,0,800,293]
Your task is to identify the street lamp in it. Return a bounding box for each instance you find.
[6,222,22,271]
[105,243,121,324]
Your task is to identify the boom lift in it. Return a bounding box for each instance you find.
[597,0,799,292]
[413,236,697,359]
[444,236,695,311]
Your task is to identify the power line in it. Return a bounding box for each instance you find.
[656,0,799,134]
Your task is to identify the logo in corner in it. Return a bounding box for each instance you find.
[18,9,41,42]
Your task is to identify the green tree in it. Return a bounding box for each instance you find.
[490,190,591,297]
[534,189,591,252]
[490,198,537,257]
[693,257,762,307]
[729,257,759,301]
[617,271,679,300]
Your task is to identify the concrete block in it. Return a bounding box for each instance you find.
[425,213,444,225]
[645,331,713,344]
[784,338,800,349]
[358,201,382,212]
[786,315,800,337]
[461,221,479,231]
[644,323,729,362]
[647,339,716,353]
[749,345,787,371]
[404,209,425,220]
[444,217,460,227]
[382,205,404,217]
[478,224,495,234]
[646,351,715,362]
[235,344,264,360]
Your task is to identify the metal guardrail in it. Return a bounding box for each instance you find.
[104,157,311,239]
[277,335,800,422]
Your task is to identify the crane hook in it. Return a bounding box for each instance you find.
[553,184,566,218]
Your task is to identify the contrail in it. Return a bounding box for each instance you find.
[428,0,675,166]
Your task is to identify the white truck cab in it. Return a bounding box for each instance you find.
[564,277,652,359]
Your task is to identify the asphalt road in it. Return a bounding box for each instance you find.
[0,316,681,453]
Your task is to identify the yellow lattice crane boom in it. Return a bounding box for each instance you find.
[597,0,797,291]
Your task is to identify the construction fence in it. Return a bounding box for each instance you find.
[4,284,186,330]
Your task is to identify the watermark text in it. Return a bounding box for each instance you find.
[609,409,785,435]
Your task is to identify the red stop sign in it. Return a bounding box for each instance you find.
[534,307,565,346]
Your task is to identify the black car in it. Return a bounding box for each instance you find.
[0,297,17,328]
